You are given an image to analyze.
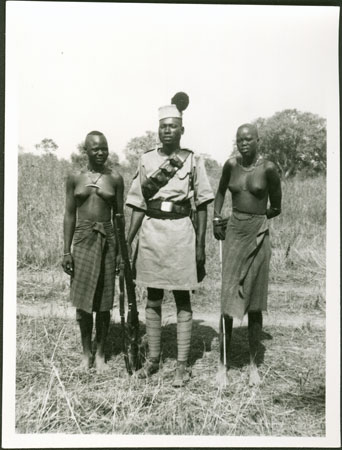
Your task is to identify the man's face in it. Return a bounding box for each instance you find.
[158,117,184,147]
[85,134,109,166]
[236,126,259,158]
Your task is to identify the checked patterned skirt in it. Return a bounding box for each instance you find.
[70,220,116,314]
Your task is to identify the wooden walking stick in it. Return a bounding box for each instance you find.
[118,255,131,374]
[219,240,227,368]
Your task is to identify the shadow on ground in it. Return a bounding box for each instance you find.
[162,319,218,365]
[228,326,272,368]
[106,319,273,369]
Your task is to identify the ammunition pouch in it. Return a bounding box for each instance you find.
[141,150,191,201]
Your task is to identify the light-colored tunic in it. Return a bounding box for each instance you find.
[126,148,214,290]
[221,211,271,320]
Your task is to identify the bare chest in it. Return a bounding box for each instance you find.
[228,164,267,197]
[74,173,115,202]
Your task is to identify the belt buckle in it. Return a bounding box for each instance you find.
[160,201,173,212]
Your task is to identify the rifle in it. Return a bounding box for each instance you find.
[115,213,140,374]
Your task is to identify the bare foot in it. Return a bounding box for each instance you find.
[136,359,159,379]
[216,363,229,389]
[249,365,261,386]
[94,354,109,374]
[79,354,92,371]
[172,362,191,388]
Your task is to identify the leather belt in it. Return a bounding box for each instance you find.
[146,200,191,219]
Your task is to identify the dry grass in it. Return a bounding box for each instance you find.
[17,153,69,267]
[18,153,326,283]
[16,153,326,436]
[17,153,134,268]
[16,314,325,436]
[17,154,326,317]
[200,174,326,319]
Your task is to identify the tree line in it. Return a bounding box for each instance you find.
[31,108,326,179]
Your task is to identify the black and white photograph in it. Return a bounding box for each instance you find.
[2,1,340,447]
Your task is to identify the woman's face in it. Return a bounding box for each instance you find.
[85,135,109,166]
[236,126,258,159]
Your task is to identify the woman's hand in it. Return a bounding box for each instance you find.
[213,217,228,240]
[266,207,281,219]
[62,254,74,276]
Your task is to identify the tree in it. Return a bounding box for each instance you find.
[252,109,326,178]
[200,153,221,173]
[123,131,158,168]
[70,142,89,169]
[35,138,58,154]
[70,142,120,170]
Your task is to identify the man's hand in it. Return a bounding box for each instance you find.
[213,217,228,240]
[196,244,206,267]
[196,244,206,282]
[62,254,74,276]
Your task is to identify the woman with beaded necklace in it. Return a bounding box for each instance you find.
[62,131,124,373]
[213,123,282,387]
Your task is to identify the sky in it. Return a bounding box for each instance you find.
[3,3,341,447]
[6,2,339,164]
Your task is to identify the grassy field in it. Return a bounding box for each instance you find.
[16,312,324,435]
[16,153,326,435]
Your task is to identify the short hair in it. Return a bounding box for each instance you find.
[84,131,107,148]
[86,130,105,140]
[237,124,259,139]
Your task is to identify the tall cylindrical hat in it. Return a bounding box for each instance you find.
[158,92,189,121]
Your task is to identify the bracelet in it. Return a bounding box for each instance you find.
[63,252,71,256]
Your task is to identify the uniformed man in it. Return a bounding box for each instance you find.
[62,131,124,373]
[126,93,214,386]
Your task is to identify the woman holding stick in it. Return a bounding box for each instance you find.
[213,123,281,386]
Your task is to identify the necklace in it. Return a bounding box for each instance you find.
[240,155,261,172]
[87,167,104,185]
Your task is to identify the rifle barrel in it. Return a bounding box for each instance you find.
[115,213,140,372]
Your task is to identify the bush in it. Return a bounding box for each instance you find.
[18,153,71,267]
[17,153,326,284]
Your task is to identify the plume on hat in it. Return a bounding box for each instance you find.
[171,92,189,113]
